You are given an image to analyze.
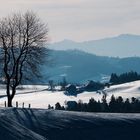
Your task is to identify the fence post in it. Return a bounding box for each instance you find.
[4,101,6,107]
[16,101,18,108]
[29,104,31,108]
[22,102,24,108]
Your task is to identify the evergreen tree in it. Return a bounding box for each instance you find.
[109,95,117,112]
[124,98,131,112]
[110,71,140,85]
[55,102,62,110]
[101,95,108,112]
[60,77,67,91]
[116,96,124,112]
[110,73,119,84]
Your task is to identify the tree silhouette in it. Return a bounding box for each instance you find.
[55,102,62,110]
[0,11,48,107]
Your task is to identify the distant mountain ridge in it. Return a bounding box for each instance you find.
[49,34,140,58]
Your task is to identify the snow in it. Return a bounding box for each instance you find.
[0,108,140,140]
[0,80,140,108]
[0,81,140,139]
[0,85,102,108]
[104,80,140,101]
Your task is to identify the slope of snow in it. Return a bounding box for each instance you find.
[0,88,101,108]
[0,81,140,108]
[104,80,140,101]
[1,108,140,140]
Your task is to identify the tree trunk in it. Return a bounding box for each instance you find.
[6,83,13,107]
[6,84,16,107]
[7,97,12,107]
[7,89,16,107]
[8,87,16,107]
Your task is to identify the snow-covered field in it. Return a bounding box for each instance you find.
[1,108,140,140]
[0,80,140,108]
[0,81,140,139]
[104,80,140,99]
[0,85,103,108]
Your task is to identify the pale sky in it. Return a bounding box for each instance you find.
[0,0,140,42]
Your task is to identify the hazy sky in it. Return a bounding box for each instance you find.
[0,0,140,42]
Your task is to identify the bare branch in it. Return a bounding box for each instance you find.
[0,11,49,107]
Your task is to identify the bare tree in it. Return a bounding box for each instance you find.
[0,11,49,107]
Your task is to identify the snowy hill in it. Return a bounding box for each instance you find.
[104,80,140,100]
[0,81,140,108]
[0,108,140,140]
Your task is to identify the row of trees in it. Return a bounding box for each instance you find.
[110,71,140,85]
[54,95,140,113]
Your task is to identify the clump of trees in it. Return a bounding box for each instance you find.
[64,84,77,96]
[48,80,55,91]
[84,80,105,92]
[54,95,140,113]
[55,102,65,110]
[110,71,140,85]
[60,77,67,91]
[62,80,105,96]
